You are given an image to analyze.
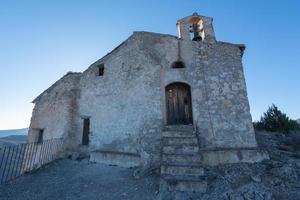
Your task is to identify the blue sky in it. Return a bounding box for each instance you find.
[0,0,299,129]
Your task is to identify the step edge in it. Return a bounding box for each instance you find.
[162,152,200,155]
[162,143,199,147]
[162,135,196,138]
[162,175,205,182]
[162,153,201,156]
[162,137,198,139]
[161,164,204,168]
[161,162,202,167]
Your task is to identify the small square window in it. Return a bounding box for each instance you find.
[97,64,104,76]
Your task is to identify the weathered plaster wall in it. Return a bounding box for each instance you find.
[77,31,256,165]
[28,73,81,148]
[79,33,163,164]
[135,32,257,149]
[29,27,257,165]
[195,42,257,148]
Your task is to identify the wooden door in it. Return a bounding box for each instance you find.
[166,83,193,125]
[82,118,90,145]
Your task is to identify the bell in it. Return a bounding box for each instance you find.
[193,36,202,41]
[191,24,202,41]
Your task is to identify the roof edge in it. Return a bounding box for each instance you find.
[32,72,81,103]
[82,31,177,75]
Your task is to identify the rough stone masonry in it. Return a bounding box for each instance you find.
[28,13,267,168]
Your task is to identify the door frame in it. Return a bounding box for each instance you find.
[164,81,193,125]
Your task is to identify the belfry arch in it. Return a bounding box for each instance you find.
[188,16,205,41]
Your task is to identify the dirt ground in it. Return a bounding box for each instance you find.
[1,131,300,200]
[0,159,160,200]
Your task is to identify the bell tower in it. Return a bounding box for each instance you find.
[176,12,216,43]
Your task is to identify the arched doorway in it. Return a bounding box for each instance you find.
[165,82,193,125]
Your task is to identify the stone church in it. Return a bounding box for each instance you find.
[28,13,267,173]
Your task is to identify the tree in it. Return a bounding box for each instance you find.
[253,104,300,134]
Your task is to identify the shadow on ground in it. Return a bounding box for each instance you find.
[0,159,159,200]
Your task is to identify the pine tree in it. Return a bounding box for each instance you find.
[254,104,300,134]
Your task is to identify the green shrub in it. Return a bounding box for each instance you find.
[253,104,300,134]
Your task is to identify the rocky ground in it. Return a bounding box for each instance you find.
[0,131,299,200]
[175,131,300,200]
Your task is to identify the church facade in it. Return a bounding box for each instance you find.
[28,13,266,166]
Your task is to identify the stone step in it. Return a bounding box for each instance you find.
[163,145,199,154]
[90,150,141,168]
[169,180,207,192]
[162,154,202,164]
[162,131,195,138]
[161,165,204,176]
[164,125,194,132]
[163,137,198,146]
[163,176,207,192]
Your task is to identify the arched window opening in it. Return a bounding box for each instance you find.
[188,17,205,41]
[171,61,185,69]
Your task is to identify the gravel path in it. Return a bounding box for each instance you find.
[0,159,159,200]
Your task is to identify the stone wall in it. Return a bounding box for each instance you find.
[79,33,163,165]
[194,42,257,148]
[135,32,257,149]
[28,73,81,147]
[76,31,257,165]
[29,30,257,165]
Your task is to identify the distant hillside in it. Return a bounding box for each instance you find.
[297,119,300,124]
[0,135,27,147]
[0,128,28,147]
[0,128,28,138]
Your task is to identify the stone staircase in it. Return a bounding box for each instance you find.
[159,125,207,198]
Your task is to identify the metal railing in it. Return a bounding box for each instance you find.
[0,138,64,184]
